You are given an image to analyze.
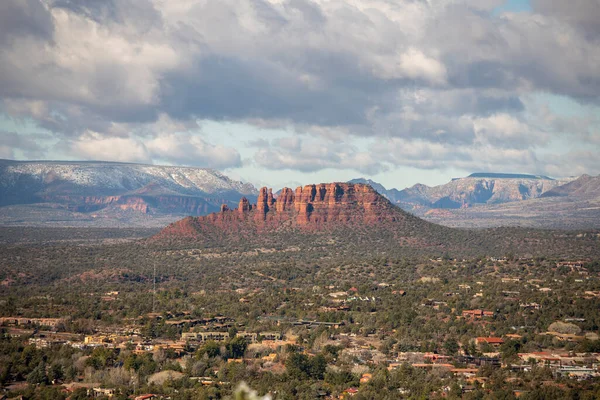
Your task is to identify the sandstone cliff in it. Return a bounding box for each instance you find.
[156,183,415,239]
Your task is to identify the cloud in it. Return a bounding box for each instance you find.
[0,0,598,177]
[472,113,548,149]
[542,150,600,177]
[67,133,151,163]
[531,0,600,39]
[0,131,46,158]
[0,0,54,43]
[396,48,448,85]
[146,133,242,169]
[254,137,387,174]
[371,138,543,174]
[62,129,242,169]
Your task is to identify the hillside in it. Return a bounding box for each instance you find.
[541,174,600,199]
[0,160,257,226]
[154,182,600,259]
[416,175,600,230]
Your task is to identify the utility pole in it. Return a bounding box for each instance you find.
[152,260,156,314]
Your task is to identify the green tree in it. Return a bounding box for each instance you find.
[444,338,459,355]
[197,341,221,359]
[26,361,48,385]
[227,336,248,359]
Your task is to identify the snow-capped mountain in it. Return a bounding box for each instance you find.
[396,173,575,209]
[0,160,258,225]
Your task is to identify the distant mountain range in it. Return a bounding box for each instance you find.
[0,160,257,227]
[0,160,598,230]
[350,174,600,229]
[350,173,573,209]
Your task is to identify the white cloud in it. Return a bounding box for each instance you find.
[372,137,542,174]
[398,48,448,85]
[146,133,242,169]
[64,129,242,169]
[472,113,548,148]
[68,133,151,163]
[254,136,386,174]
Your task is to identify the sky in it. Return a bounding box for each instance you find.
[0,0,599,191]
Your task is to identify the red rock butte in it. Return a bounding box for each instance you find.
[157,183,409,238]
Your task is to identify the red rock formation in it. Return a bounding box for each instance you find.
[238,197,251,213]
[275,188,295,212]
[256,187,270,213]
[156,183,404,239]
[268,188,275,208]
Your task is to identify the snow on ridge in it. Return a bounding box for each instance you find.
[1,161,257,195]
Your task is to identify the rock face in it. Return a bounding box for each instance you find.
[395,173,574,210]
[157,183,409,238]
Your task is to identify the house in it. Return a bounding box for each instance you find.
[92,388,116,398]
[181,332,230,342]
[412,363,453,371]
[517,352,564,364]
[476,337,504,348]
[359,373,372,384]
[423,353,452,363]
[458,355,501,367]
[134,395,159,400]
[260,332,283,341]
[520,303,540,311]
[340,387,359,398]
[0,317,65,329]
[554,366,599,379]
[236,331,258,343]
[451,368,479,377]
[462,310,494,319]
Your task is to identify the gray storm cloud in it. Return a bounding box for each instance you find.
[0,0,598,175]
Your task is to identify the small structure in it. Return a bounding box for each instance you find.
[476,337,504,349]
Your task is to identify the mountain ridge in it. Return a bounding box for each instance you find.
[347,174,600,230]
[0,160,258,223]
[349,173,576,210]
[466,172,554,180]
